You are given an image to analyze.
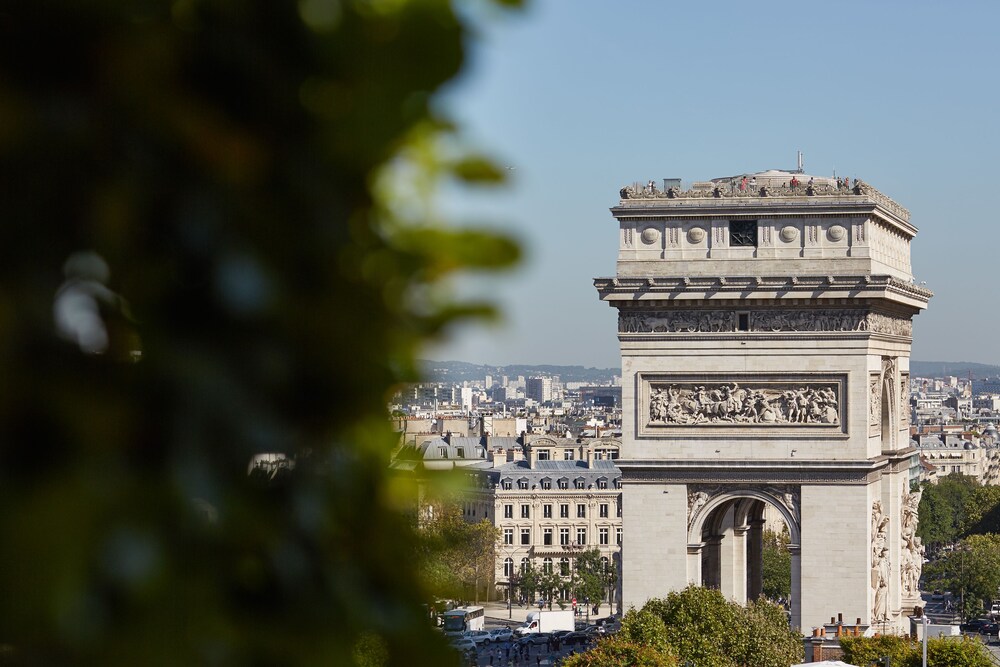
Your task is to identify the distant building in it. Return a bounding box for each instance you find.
[526,377,554,403]
[391,433,623,610]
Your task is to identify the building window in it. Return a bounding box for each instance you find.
[543,504,552,518]
[597,479,608,490]
[560,558,570,576]
[504,528,513,545]
[560,504,569,518]
[577,528,587,545]
[564,449,574,461]
[616,528,622,545]
[537,449,550,461]
[599,527,609,545]
[600,556,609,572]
[558,479,569,490]
[504,504,513,519]
[559,528,570,545]
[544,528,553,546]
[577,504,586,518]
[599,503,609,518]
[521,528,531,545]
[504,557,513,578]
[521,505,530,519]
[521,557,529,573]
[541,479,551,490]
[518,479,529,490]
[543,558,553,574]
[729,219,757,247]
[575,479,585,490]
[617,500,622,517]
[456,447,465,458]
[502,479,512,490]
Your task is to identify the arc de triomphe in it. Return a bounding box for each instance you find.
[595,174,931,632]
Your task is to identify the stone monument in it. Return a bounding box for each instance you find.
[595,171,931,632]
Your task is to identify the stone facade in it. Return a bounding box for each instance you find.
[596,171,931,633]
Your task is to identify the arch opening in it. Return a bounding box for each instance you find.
[689,490,799,625]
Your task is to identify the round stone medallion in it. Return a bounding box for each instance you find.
[827,225,846,242]
[687,227,706,243]
[640,227,659,245]
[779,226,798,242]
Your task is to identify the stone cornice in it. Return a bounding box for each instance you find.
[616,459,887,485]
[594,275,932,310]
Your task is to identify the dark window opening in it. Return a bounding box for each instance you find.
[729,220,757,247]
[738,313,749,331]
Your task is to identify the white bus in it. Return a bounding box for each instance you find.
[442,606,485,636]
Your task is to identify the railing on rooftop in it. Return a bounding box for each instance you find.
[618,181,910,222]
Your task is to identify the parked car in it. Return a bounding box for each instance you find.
[463,630,492,646]
[930,590,944,600]
[960,618,998,634]
[516,632,551,646]
[561,631,591,646]
[488,627,513,642]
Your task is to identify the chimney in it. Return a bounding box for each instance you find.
[527,444,537,468]
[585,446,594,468]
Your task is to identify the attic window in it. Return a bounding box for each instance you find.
[729,220,757,247]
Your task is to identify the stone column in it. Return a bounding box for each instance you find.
[702,535,722,589]
[789,543,802,630]
[747,518,765,601]
[726,524,748,604]
[687,543,703,586]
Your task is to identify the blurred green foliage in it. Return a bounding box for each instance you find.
[0,0,520,663]
[416,503,498,604]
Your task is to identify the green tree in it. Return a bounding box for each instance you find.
[841,634,993,667]
[641,585,803,667]
[923,534,1000,617]
[561,608,678,667]
[418,504,500,603]
[0,0,521,663]
[918,475,979,548]
[761,527,791,602]
[960,485,1000,535]
[573,548,607,610]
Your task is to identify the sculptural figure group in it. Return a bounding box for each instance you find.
[649,382,839,426]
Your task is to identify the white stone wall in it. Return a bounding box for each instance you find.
[620,483,689,605]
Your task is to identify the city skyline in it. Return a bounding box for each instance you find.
[426,1,1000,369]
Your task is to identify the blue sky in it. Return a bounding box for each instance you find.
[426,1,1000,369]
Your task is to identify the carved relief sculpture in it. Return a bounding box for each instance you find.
[871,499,890,622]
[900,489,923,598]
[619,309,912,336]
[687,490,710,530]
[869,376,881,427]
[649,382,839,426]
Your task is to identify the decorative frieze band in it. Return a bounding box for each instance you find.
[646,379,842,428]
[619,309,912,336]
